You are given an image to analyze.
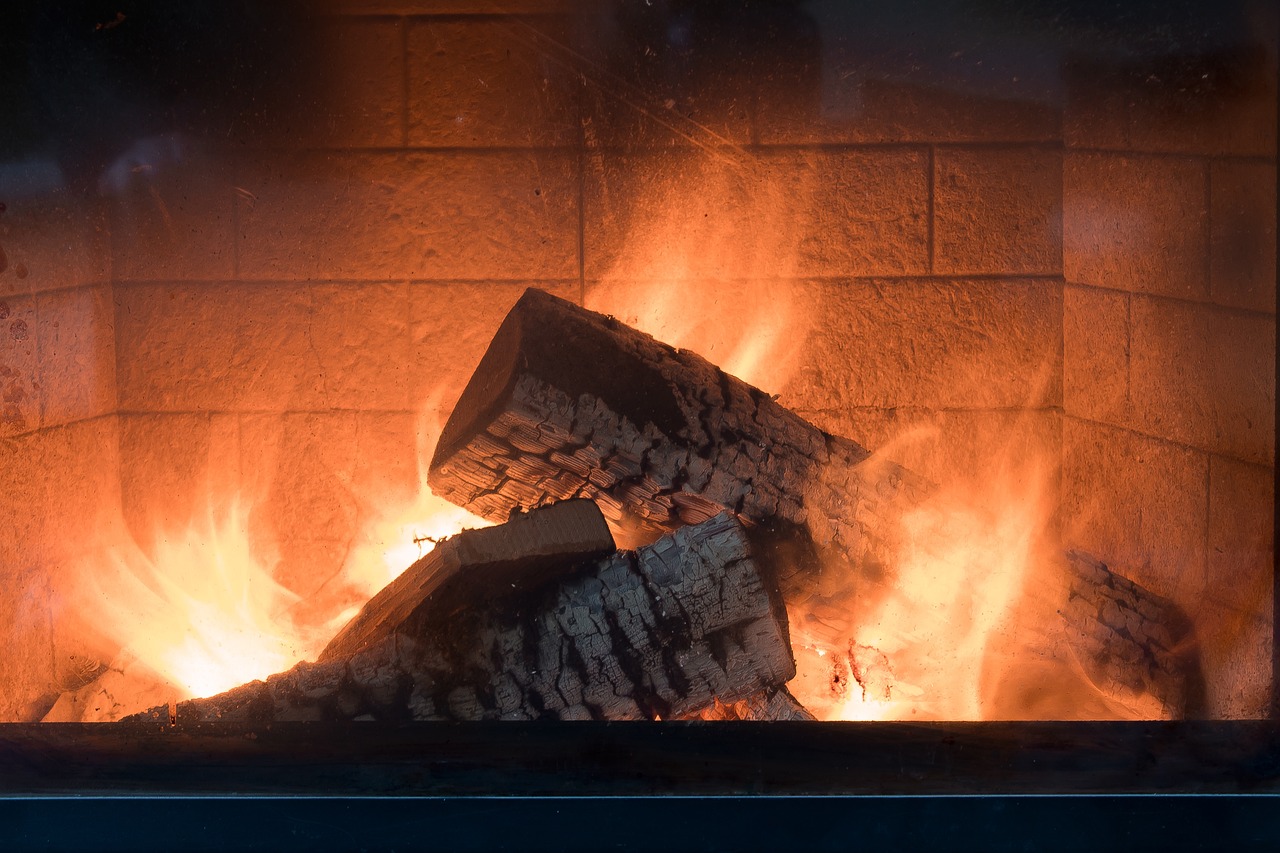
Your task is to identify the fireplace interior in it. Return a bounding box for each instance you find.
[0,0,1274,739]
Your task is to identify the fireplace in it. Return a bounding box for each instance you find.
[0,0,1275,838]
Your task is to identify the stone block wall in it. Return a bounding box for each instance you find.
[0,180,119,720]
[1062,50,1277,717]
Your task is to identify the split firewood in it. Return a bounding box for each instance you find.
[125,508,800,723]
[427,288,928,609]
[1059,550,1203,719]
[320,498,615,662]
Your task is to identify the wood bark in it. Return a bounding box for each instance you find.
[427,287,928,610]
[1060,550,1203,719]
[125,511,798,723]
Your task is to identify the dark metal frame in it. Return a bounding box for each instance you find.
[1,721,1277,851]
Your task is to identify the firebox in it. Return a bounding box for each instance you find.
[0,0,1275,843]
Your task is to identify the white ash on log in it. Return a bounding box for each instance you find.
[426,288,928,609]
[124,505,800,723]
[1059,550,1204,719]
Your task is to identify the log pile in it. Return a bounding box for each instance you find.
[113,287,1204,724]
[426,288,929,611]
[128,503,796,723]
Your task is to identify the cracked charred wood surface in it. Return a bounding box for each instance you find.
[125,513,797,723]
[319,499,615,662]
[1060,551,1204,719]
[427,288,927,608]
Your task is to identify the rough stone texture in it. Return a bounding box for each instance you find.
[1207,456,1274,620]
[1196,599,1272,719]
[0,186,110,297]
[0,417,122,721]
[108,151,237,282]
[240,409,418,601]
[757,73,1061,146]
[36,284,117,428]
[583,150,929,280]
[1129,295,1275,465]
[308,18,405,149]
[409,281,578,412]
[1062,284,1130,426]
[0,294,39,437]
[117,413,214,544]
[116,281,413,413]
[794,407,1061,499]
[1210,160,1277,314]
[933,146,1063,275]
[131,514,795,723]
[1060,417,1208,612]
[1064,49,1278,158]
[783,278,1062,413]
[1063,152,1208,301]
[236,152,579,281]
[114,282,311,412]
[577,19,754,150]
[0,563,53,722]
[307,283,412,411]
[408,19,579,148]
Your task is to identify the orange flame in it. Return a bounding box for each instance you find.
[584,155,810,394]
[66,499,315,705]
[56,396,488,719]
[337,399,492,619]
[788,428,1056,721]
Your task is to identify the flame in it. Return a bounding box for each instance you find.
[584,155,810,394]
[338,400,492,610]
[788,428,1055,721]
[56,395,487,719]
[68,499,315,703]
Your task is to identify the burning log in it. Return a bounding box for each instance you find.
[319,498,614,662]
[126,504,799,723]
[426,288,928,607]
[1060,551,1203,719]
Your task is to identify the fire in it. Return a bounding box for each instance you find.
[584,155,810,394]
[76,500,315,701]
[55,397,487,720]
[336,401,492,615]
[788,429,1055,721]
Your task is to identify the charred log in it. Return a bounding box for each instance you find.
[125,509,798,723]
[426,288,927,608]
[320,498,615,662]
[1060,550,1204,719]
